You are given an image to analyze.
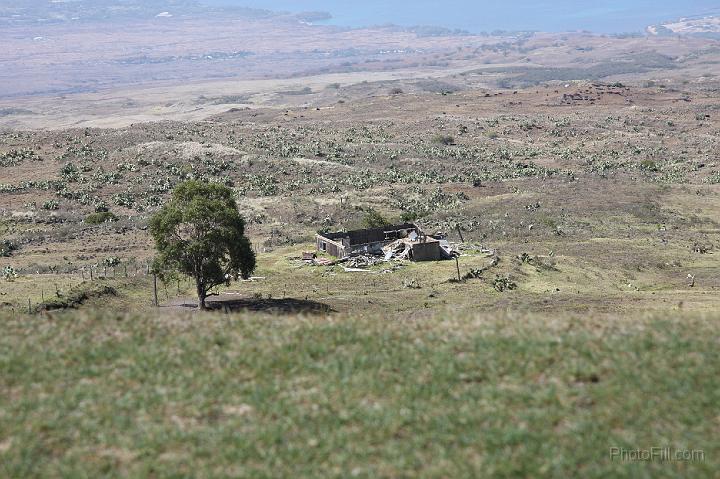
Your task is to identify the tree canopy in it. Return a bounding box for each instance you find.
[150,181,255,310]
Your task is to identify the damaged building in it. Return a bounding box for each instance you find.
[316,223,454,262]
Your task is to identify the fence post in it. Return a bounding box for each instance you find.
[153,273,159,307]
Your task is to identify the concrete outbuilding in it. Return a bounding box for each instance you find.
[316,224,451,262]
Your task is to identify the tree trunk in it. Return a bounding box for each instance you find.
[196,279,207,310]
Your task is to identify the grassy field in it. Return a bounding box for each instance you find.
[1,310,718,477]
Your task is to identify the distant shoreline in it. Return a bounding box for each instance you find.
[229,1,720,35]
[4,1,719,35]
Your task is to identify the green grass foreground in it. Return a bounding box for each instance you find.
[1,311,718,478]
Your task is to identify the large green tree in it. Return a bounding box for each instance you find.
[150,181,256,310]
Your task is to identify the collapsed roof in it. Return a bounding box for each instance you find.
[317,224,455,261]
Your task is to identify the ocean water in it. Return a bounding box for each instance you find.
[208,0,720,33]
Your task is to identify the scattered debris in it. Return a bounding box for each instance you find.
[343,267,371,273]
[316,223,458,264]
[313,257,342,266]
[346,256,385,268]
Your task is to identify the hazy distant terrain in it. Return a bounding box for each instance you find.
[649,15,720,38]
[2,1,720,130]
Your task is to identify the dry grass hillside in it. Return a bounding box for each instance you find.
[0,80,718,316]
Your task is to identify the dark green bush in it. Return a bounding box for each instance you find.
[362,209,392,229]
[400,211,420,222]
[0,240,17,257]
[85,211,119,225]
[640,159,658,172]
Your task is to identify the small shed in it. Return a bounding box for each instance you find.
[316,223,420,259]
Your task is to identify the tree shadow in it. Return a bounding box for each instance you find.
[163,294,334,315]
[207,297,334,315]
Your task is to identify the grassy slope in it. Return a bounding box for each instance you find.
[1,311,718,478]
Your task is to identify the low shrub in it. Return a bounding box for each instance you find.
[432,134,455,146]
[35,282,117,312]
[362,209,392,229]
[85,211,119,225]
[0,239,17,257]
